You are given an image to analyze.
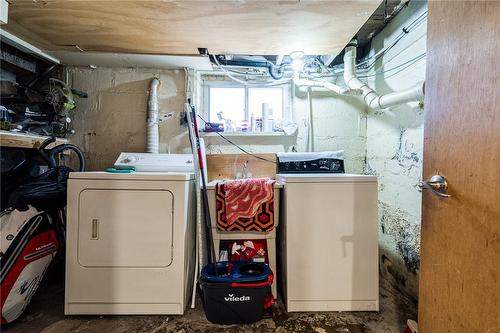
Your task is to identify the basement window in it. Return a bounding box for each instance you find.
[203,81,291,133]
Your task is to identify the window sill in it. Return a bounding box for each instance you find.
[201,131,290,138]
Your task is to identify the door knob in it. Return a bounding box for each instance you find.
[418,174,451,198]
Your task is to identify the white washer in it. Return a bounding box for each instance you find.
[65,171,195,315]
[278,173,379,312]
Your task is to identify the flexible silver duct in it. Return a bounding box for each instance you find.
[147,78,160,153]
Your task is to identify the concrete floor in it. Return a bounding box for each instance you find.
[3,269,416,333]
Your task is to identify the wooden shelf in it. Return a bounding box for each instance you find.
[201,131,289,138]
[0,130,68,150]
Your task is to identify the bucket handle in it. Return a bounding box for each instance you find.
[231,273,273,288]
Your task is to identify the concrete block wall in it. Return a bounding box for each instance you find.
[66,67,189,170]
[364,0,427,300]
[292,86,367,173]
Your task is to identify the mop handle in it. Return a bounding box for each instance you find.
[188,101,218,275]
[189,102,205,170]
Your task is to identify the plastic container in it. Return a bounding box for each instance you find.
[200,261,274,324]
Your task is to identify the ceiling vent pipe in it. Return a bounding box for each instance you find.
[343,46,424,109]
[147,78,160,153]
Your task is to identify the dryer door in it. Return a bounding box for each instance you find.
[77,189,174,267]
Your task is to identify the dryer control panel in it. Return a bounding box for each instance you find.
[114,152,194,172]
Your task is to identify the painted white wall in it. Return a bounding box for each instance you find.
[365,0,427,300]
[197,74,367,174]
[292,86,367,173]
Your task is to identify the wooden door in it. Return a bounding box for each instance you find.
[419,2,500,332]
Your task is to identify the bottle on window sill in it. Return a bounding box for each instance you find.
[255,117,263,132]
[241,120,249,132]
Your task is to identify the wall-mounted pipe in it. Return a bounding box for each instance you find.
[293,76,361,96]
[307,88,314,152]
[343,46,424,109]
[147,78,160,153]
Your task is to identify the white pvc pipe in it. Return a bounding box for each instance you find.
[343,46,424,109]
[307,88,314,152]
[147,78,160,153]
[293,76,360,95]
[376,82,425,109]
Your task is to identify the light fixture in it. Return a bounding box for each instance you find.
[292,58,303,72]
[290,51,304,60]
[290,51,304,73]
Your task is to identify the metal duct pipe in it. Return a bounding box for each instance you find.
[343,46,424,109]
[147,78,160,153]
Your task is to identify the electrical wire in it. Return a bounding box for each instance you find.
[225,68,268,76]
[357,52,426,78]
[357,10,427,68]
[300,10,427,79]
[212,55,292,87]
[303,50,425,80]
[196,114,276,164]
[307,10,427,83]
[362,13,427,71]
[355,10,428,69]
[381,55,426,80]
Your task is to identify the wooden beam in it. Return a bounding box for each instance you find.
[0,130,68,150]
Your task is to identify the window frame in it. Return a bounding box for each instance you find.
[202,79,292,126]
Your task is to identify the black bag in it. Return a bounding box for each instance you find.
[8,166,72,212]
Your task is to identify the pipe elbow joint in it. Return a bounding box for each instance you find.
[368,96,383,110]
[150,77,160,88]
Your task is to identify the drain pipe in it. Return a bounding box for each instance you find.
[293,76,361,96]
[307,87,314,152]
[147,78,160,153]
[343,46,424,109]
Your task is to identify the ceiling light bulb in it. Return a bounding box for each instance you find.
[290,51,304,60]
[292,58,303,72]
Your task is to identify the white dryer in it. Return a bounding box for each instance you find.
[278,173,379,312]
[65,171,195,315]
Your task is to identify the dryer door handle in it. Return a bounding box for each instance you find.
[91,219,99,239]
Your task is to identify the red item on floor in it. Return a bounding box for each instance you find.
[222,178,275,226]
[403,319,418,333]
[263,294,275,309]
